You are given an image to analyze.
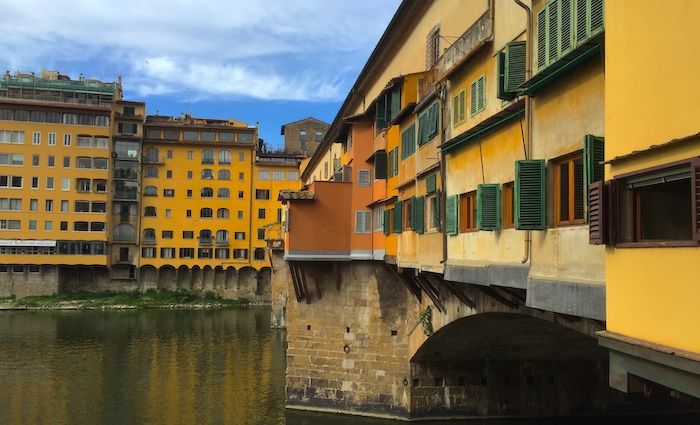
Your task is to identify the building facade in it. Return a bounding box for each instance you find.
[281,117,329,157]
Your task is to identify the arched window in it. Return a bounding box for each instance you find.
[113,223,136,241]
[218,169,231,180]
[144,186,157,196]
[142,228,156,243]
[216,230,229,243]
[201,187,213,197]
[217,187,230,198]
[145,167,158,178]
[201,169,214,179]
[217,208,230,218]
[200,208,213,218]
[254,248,266,261]
[218,150,231,164]
[201,149,214,164]
[144,206,157,217]
[145,147,159,162]
[199,229,212,242]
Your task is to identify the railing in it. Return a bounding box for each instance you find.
[215,239,230,246]
[437,11,493,79]
[114,190,138,200]
[199,238,213,246]
[141,238,156,245]
[142,155,163,164]
[114,170,139,180]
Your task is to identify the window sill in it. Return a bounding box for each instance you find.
[615,241,699,249]
[551,221,586,229]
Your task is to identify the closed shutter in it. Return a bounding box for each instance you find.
[584,135,605,185]
[693,158,700,241]
[477,77,485,112]
[497,51,513,101]
[393,148,399,175]
[505,41,526,93]
[355,211,364,233]
[453,95,460,125]
[590,0,604,35]
[560,0,573,55]
[393,202,403,233]
[537,8,548,69]
[390,87,401,120]
[383,209,391,236]
[470,81,477,116]
[414,196,425,234]
[515,160,546,230]
[477,184,501,231]
[576,0,588,43]
[446,195,458,236]
[433,190,441,230]
[407,198,414,229]
[588,180,607,244]
[548,0,559,63]
[459,91,465,122]
[375,97,386,131]
[426,173,437,194]
[375,151,387,179]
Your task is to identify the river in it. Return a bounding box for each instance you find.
[0,308,697,425]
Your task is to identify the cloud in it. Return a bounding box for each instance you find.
[0,0,401,102]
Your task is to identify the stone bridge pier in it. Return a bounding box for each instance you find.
[273,260,691,420]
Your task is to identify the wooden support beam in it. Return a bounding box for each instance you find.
[334,262,341,291]
[499,287,526,303]
[383,263,421,302]
[413,273,445,313]
[436,277,476,309]
[474,285,518,309]
[289,262,303,302]
[312,266,322,300]
[298,263,311,304]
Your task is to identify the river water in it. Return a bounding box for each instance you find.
[0,308,697,425]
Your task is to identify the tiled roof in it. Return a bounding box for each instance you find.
[278,190,316,203]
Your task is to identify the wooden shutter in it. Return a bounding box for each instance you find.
[588,180,608,244]
[497,51,513,101]
[393,202,403,233]
[505,41,526,93]
[433,190,441,230]
[415,196,425,234]
[426,173,437,194]
[427,101,438,141]
[584,135,605,185]
[477,77,485,112]
[354,211,363,233]
[470,81,477,115]
[477,184,501,231]
[576,0,588,43]
[560,0,573,55]
[446,195,458,236]
[459,91,465,122]
[390,87,401,120]
[407,198,414,229]
[548,1,559,63]
[693,158,700,241]
[537,8,548,69]
[515,160,546,230]
[590,0,604,35]
[375,151,387,179]
[452,94,460,125]
[375,97,386,131]
[383,209,391,236]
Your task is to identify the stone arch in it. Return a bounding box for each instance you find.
[176,265,191,289]
[140,265,157,290]
[202,265,214,291]
[256,267,272,296]
[158,265,177,291]
[224,266,237,289]
[191,265,202,290]
[237,266,256,297]
[214,266,225,290]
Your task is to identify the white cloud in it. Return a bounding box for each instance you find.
[0,0,401,102]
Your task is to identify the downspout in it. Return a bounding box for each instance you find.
[438,80,448,266]
[514,0,532,264]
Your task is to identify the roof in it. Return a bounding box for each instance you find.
[604,131,700,164]
[278,190,316,204]
[280,117,330,135]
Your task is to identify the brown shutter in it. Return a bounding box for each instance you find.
[588,180,607,245]
[693,158,700,241]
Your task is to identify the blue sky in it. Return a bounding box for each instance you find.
[0,0,401,148]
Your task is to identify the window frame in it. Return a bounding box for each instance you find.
[459,191,477,233]
[552,151,585,227]
[502,181,515,229]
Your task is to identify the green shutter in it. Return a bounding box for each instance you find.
[477,76,485,112]
[505,41,526,93]
[393,202,403,233]
[584,135,605,185]
[374,151,387,179]
[590,0,604,35]
[393,148,399,176]
[375,96,386,132]
[452,94,459,124]
[477,184,501,231]
[497,51,515,101]
[427,102,438,141]
[426,173,437,194]
[446,195,458,236]
[433,190,441,230]
[515,160,546,230]
[414,196,425,234]
[390,87,401,120]
[537,8,548,69]
[576,0,588,43]
[560,0,573,55]
[383,209,391,236]
[548,1,559,64]
[401,124,415,159]
[470,81,477,116]
[408,198,414,229]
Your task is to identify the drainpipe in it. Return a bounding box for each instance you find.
[438,80,448,266]
[514,0,533,265]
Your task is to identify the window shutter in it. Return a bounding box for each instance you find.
[515,159,546,230]
[588,180,607,244]
[393,202,403,233]
[477,184,501,231]
[390,87,401,119]
[459,91,465,122]
[584,135,605,186]
[537,8,548,69]
[365,211,372,233]
[433,190,441,230]
[453,95,459,125]
[477,77,485,112]
[393,148,399,175]
[692,158,700,241]
[375,97,386,131]
[590,0,604,35]
[446,195,458,236]
[375,151,387,179]
[505,41,526,93]
[355,211,363,233]
[560,0,573,55]
[548,1,559,63]
[415,196,425,234]
[470,81,477,115]
[576,0,588,43]
[408,198,414,229]
[497,51,513,101]
[426,173,437,194]
[383,209,391,236]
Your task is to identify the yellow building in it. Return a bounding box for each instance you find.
[0,70,117,296]
[597,0,700,398]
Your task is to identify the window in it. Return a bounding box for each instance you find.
[277,208,282,223]
[497,41,527,101]
[160,248,176,259]
[220,132,235,142]
[187,189,193,198]
[184,131,198,141]
[163,189,174,197]
[418,103,439,146]
[44,220,52,231]
[355,210,371,234]
[299,131,307,142]
[46,200,54,212]
[258,208,266,219]
[514,160,547,230]
[46,177,53,189]
[238,151,245,161]
[61,177,70,191]
[162,230,173,239]
[90,222,105,232]
[201,187,213,197]
[218,150,231,164]
[180,248,195,259]
[401,124,416,159]
[63,113,76,124]
[74,200,89,212]
[403,198,414,230]
[60,221,68,231]
[77,179,91,192]
[374,207,385,232]
[287,171,298,181]
[459,191,477,233]
[201,149,214,164]
[452,90,466,125]
[186,209,192,217]
[199,229,212,243]
[271,171,283,181]
[165,209,171,218]
[234,249,248,260]
[118,123,137,135]
[74,221,89,231]
[315,131,323,142]
[29,220,36,230]
[166,149,173,159]
[144,186,157,196]
[145,167,158,178]
[77,157,92,168]
[142,228,156,243]
[258,170,270,180]
[238,191,244,199]
[553,152,585,226]
[64,156,71,168]
[114,223,136,241]
[0,130,24,144]
[201,169,214,179]
[48,155,54,167]
[470,76,486,116]
[239,172,245,181]
[217,188,230,198]
[32,154,39,166]
[94,136,108,148]
[502,181,515,229]
[235,232,246,240]
[198,248,212,259]
[144,206,157,217]
[48,132,56,146]
[218,169,231,180]
[30,199,38,211]
[0,153,24,165]
[216,230,229,243]
[187,150,194,160]
[257,228,266,240]
[0,198,21,211]
[77,136,92,147]
[142,247,156,258]
[93,158,108,169]
[63,134,71,146]
[183,231,194,239]
[0,220,21,230]
[254,248,266,261]
[200,208,213,218]
[166,170,172,179]
[427,26,440,68]
[32,131,40,145]
[358,170,371,187]
[215,248,230,259]
[217,208,230,218]
[238,210,244,219]
[388,148,399,177]
[256,189,270,200]
[60,200,68,212]
[95,116,110,126]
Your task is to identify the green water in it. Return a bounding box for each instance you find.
[0,309,697,425]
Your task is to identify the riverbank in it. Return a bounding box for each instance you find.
[0,289,260,310]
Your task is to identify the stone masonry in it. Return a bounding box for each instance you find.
[282,117,330,157]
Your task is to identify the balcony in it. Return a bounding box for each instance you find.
[142,155,164,164]
[437,10,493,79]
[198,238,213,246]
[141,237,156,245]
[114,169,139,180]
[215,239,230,247]
[114,190,138,201]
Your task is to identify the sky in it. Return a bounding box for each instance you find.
[0,0,402,148]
